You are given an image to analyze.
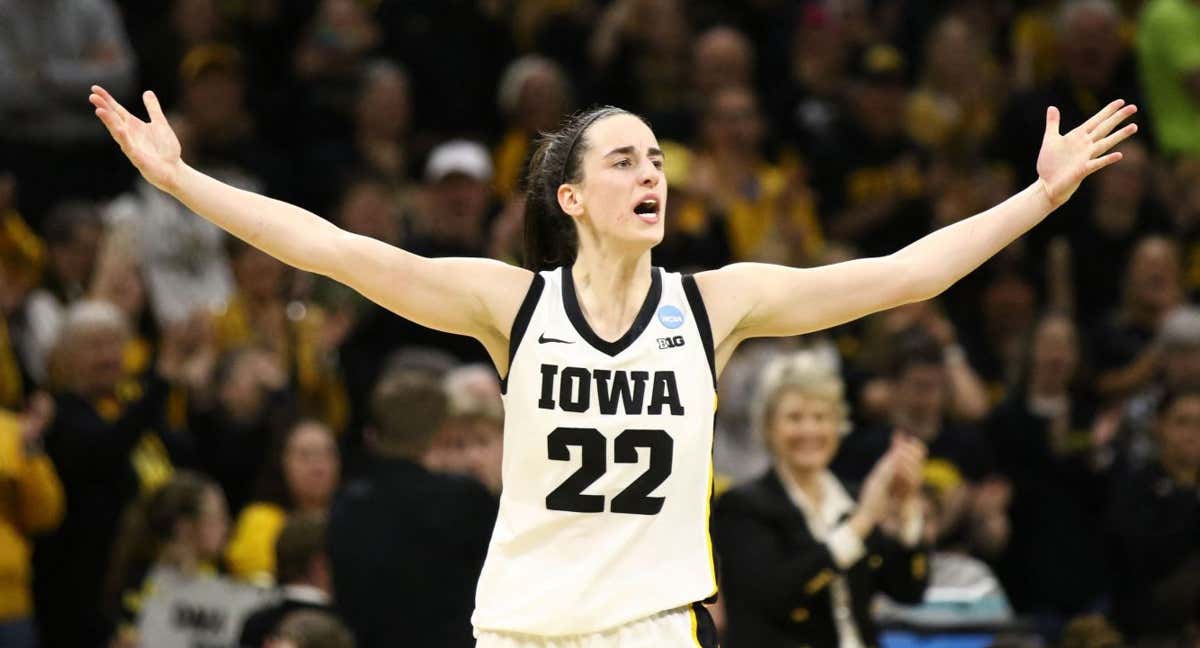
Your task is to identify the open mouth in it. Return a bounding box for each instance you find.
[633,199,660,223]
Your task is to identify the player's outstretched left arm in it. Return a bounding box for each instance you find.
[695,99,1138,371]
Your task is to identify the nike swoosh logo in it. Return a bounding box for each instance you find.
[538,333,574,344]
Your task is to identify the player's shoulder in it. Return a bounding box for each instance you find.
[464,258,538,300]
[685,263,762,317]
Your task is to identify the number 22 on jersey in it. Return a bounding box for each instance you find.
[545,427,673,515]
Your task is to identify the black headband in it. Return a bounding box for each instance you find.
[560,110,612,187]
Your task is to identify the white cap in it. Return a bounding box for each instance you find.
[1160,305,1200,350]
[425,140,493,182]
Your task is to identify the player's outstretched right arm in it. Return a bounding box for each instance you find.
[89,86,532,368]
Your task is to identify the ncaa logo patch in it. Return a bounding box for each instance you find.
[658,305,685,329]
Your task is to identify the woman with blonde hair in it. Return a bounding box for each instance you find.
[713,350,928,647]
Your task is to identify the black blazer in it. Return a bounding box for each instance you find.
[712,470,928,648]
[34,375,182,648]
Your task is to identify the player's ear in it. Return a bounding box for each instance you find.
[558,183,584,219]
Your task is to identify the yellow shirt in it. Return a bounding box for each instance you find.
[0,318,23,412]
[224,502,287,584]
[212,294,348,433]
[493,128,531,202]
[905,84,999,152]
[0,208,43,410]
[1011,9,1058,87]
[722,164,824,264]
[0,410,64,621]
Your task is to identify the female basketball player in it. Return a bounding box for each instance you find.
[88,85,1136,647]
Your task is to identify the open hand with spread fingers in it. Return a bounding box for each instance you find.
[1036,99,1138,209]
[88,85,184,194]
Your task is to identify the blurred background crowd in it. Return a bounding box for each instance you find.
[0,0,1198,647]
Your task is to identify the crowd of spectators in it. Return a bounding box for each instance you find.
[0,0,1198,647]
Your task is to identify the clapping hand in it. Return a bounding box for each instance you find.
[156,312,216,390]
[887,432,927,502]
[19,392,54,451]
[859,433,927,521]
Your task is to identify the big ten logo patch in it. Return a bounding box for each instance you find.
[657,336,685,349]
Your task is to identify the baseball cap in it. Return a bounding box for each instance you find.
[425,140,493,182]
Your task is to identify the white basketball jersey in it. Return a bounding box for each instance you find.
[472,266,719,637]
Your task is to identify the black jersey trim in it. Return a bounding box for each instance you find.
[690,602,720,648]
[500,273,546,394]
[562,265,662,357]
[682,274,717,388]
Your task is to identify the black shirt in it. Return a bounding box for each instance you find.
[832,421,994,487]
[34,375,185,648]
[329,457,497,648]
[1107,462,1200,639]
[1090,314,1156,377]
[807,119,932,257]
[986,394,1111,615]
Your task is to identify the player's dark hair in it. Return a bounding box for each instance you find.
[522,106,645,271]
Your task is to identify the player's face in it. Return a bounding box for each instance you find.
[570,114,667,251]
[769,390,841,474]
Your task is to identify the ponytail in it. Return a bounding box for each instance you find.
[522,106,645,271]
[105,471,219,613]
